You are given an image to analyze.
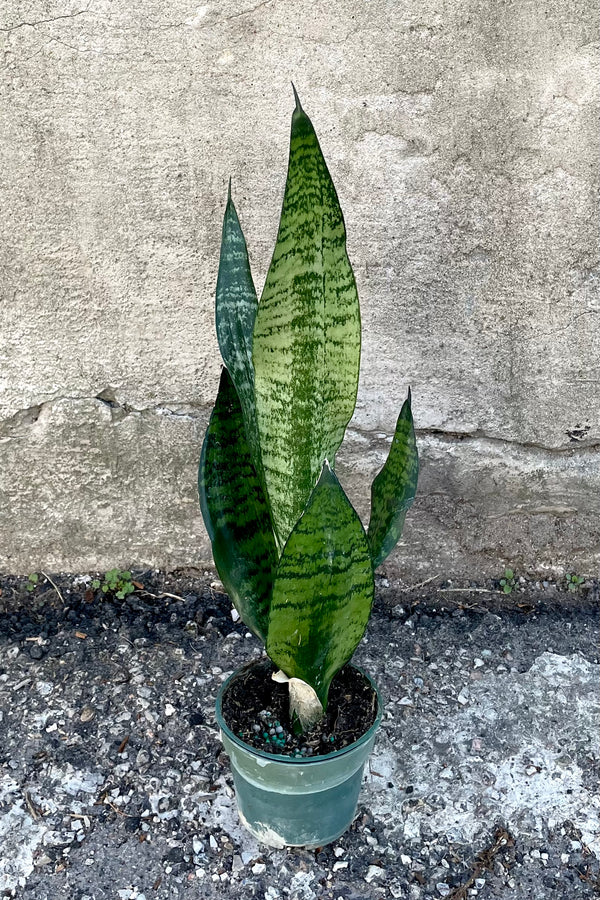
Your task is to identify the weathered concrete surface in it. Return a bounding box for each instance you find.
[0,398,209,573]
[0,0,599,574]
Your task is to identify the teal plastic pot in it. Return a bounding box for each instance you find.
[215,663,382,849]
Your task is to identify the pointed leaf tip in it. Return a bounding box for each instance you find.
[227,176,232,201]
[291,82,302,112]
[367,398,419,568]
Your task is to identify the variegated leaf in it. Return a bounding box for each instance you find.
[199,367,277,641]
[266,462,374,712]
[367,390,419,568]
[215,183,262,469]
[252,91,361,547]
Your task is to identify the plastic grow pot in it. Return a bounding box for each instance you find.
[215,663,383,849]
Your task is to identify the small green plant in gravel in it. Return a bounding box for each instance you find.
[566,573,585,593]
[92,569,135,600]
[499,568,516,594]
[25,573,39,593]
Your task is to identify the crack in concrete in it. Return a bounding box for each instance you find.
[0,396,206,431]
[208,0,276,27]
[1,400,598,456]
[0,2,92,33]
[535,308,599,338]
[138,0,277,33]
[415,427,600,454]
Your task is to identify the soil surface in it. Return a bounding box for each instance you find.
[220,659,378,756]
[0,568,598,900]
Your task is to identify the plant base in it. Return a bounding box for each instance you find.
[216,661,382,848]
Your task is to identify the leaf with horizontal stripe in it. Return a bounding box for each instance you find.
[266,461,374,712]
[215,183,262,470]
[199,367,277,642]
[367,390,419,568]
[252,91,361,548]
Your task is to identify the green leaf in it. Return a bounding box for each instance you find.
[266,461,374,710]
[199,367,278,642]
[215,183,262,469]
[367,390,419,568]
[252,91,361,547]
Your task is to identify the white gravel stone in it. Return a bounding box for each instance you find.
[365,865,385,883]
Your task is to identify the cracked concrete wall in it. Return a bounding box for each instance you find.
[0,0,599,577]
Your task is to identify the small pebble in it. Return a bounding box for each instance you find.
[365,865,385,883]
[136,750,150,767]
[80,706,95,723]
[192,836,204,855]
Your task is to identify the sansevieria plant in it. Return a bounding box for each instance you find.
[199,89,418,734]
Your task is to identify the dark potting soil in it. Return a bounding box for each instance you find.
[220,658,379,758]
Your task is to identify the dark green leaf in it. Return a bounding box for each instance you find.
[252,93,361,548]
[199,368,278,642]
[215,184,262,470]
[367,390,419,568]
[266,462,374,709]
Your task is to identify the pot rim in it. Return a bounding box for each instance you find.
[215,659,383,765]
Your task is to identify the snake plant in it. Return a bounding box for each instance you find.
[199,89,418,732]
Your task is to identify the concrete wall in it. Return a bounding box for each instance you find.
[1,0,598,578]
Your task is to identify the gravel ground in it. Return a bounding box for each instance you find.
[0,570,598,900]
